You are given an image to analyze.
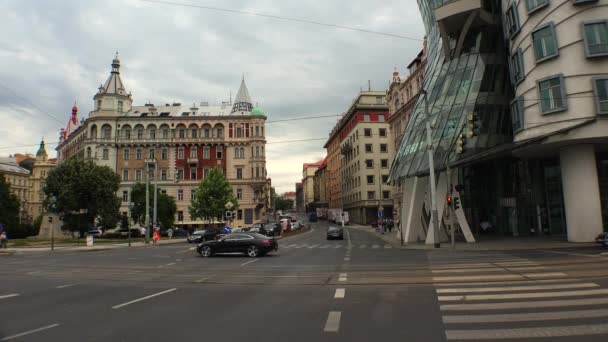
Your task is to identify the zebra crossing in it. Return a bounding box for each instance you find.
[435,267,608,340]
[280,243,393,250]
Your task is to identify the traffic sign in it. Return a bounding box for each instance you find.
[378,210,384,218]
[225,201,234,210]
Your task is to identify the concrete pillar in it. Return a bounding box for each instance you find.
[401,176,429,242]
[426,171,448,244]
[560,144,603,242]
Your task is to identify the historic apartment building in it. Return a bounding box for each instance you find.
[0,157,30,223]
[302,160,323,211]
[324,91,391,224]
[27,140,57,220]
[387,39,427,222]
[56,55,270,228]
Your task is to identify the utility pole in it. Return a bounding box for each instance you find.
[145,162,150,244]
[153,161,158,234]
[422,90,440,248]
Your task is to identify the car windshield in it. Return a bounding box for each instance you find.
[193,230,205,235]
[328,227,341,231]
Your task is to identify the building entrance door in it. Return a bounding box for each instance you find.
[543,163,566,235]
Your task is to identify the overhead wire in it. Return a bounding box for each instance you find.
[137,0,423,41]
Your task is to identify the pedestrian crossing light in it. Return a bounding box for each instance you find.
[447,195,453,207]
[225,211,233,220]
[455,134,466,154]
[453,197,461,210]
[466,112,481,139]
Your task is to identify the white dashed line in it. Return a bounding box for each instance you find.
[56,284,77,289]
[324,311,342,332]
[0,324,60,341]
[241,259,259,267]
[0,294,20,300]
[338,273,347,282]
[334,288,345,298]
[112,288,177,309]
[166,263,176,266]
[344,257,350,261]
[195,275,215,283]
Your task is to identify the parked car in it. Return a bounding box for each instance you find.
[264,222,282,237]
[187,229,221,243]
[326,226,344,240]
[85,229,103,238]
[197,233,278,257]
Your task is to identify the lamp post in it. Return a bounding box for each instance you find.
[129,201,134,247]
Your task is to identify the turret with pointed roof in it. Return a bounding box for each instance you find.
[231,76,253,114]
[92,53,133,116]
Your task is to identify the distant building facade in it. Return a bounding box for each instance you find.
[302,161,323,211]
[325,91,391,224]
[0,157,30,223]
[56,55,270,229]
[27,140,57,220]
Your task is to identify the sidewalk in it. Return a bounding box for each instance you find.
[347,224,601,251]
[1,238,187,254]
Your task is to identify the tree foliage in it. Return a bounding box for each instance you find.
[275,197,294,211]
[0,173,20,230]
[43,158,121,233]
[130,182,177,230]
[189,167,238,222]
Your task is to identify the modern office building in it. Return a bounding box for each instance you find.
[390,0,608,243]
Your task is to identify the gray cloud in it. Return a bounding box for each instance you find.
[0,0,424,193]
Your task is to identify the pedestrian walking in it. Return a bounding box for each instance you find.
[0,231,7,249]
[153,228,160,245]
[167,228,173,240]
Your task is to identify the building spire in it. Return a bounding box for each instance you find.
[231,75,253,113]
[99,53,127,96]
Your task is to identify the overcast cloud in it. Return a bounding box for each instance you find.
[0,0,424,193]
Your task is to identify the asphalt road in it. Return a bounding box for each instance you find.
[1,222,608,341]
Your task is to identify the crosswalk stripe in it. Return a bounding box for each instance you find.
[371,244,380,249]
[435,278,577,287]
[359,245,367,249]
[432,268,514,274]
[442,308,608,324]
[524,272,566,278]
[440,296,608,311]
[445,323,608,340]
[308,244,320,249]
[434,274,524,282]
[320,245,330,248]
[436,282,599,294]
[438,288,608,302]
[334,245,343,248]
[384,245,392,249]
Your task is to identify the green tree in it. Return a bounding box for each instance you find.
[130,182,177,230]
[275,197,294,211]
[0,173,20,230]
[43,158,121,234]
[189,167,238,222]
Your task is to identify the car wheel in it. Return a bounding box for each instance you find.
[247,245,259,257]
[200,246,212,257]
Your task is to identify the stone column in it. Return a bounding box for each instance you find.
[560,144,603,242]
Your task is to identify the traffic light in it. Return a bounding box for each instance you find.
[225,211,233,220]
[453,197,461,210]
[48,216,53,223]
[446,195,453,207]
[466,112,481,139]
[455,134,466,154]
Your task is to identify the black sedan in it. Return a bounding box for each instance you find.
[197,233,278,257]
[187,229,220,243]
[326,226,344,240]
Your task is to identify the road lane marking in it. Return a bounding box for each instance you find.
[372,244,380,249]
[0,324,60,341]
[323,311,341,332]
[112,288,177,309]
[359,245,367,249]
[308,244,320,249]
[445,323,608,340]
[439,288,608,301]
[320,245,330,248]
[166,263,176,266]
[56,284,77,289]
[433,274,523,282]
[435,278,578,287]
[524,272,566,278]
[176,247,196,253]
[432,266,549,274]
[346,229,352,249]
[338,273,347,282]
[241,259,259,267]
[538,249,599,258]
[436,282,599,294]
[334,288,345,298]
[195,275,215,283]
[0,294,19,300]
[384,245,392,249]
[344,257,350,261]
[26,270,42,275]
[442,308,608,324]
[334,245,343,248]
[440,297,608,311]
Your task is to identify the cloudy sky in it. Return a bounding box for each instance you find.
[0,0,424,193]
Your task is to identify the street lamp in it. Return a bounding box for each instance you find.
[128,201,134,247]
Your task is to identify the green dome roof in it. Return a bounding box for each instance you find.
[251,104,265,116]
[36,140,47,157]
